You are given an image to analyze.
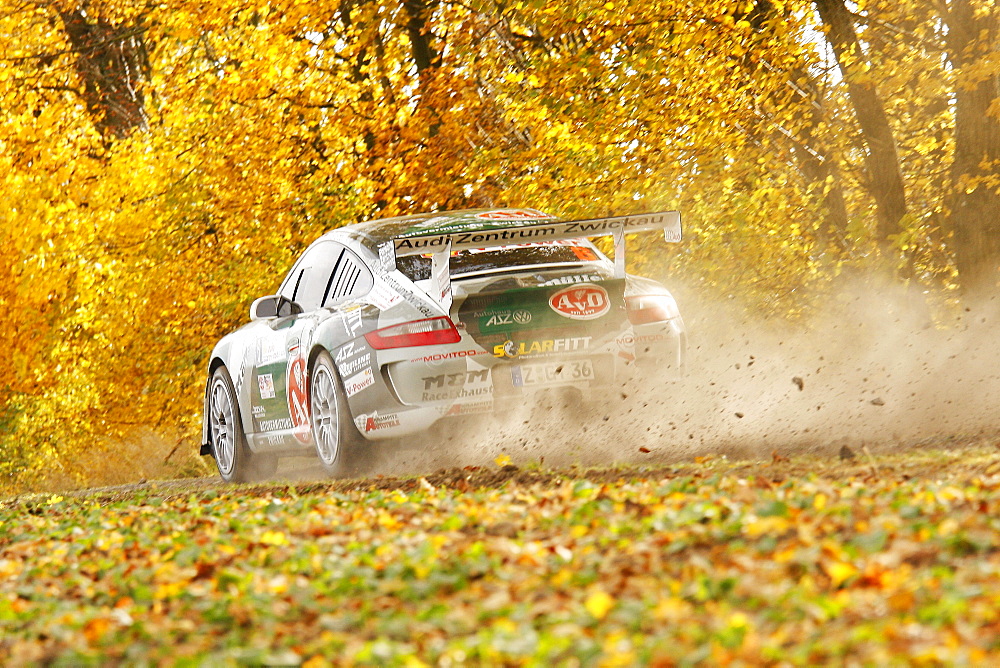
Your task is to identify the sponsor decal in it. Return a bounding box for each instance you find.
[411,349,488,363]
[345,367,375,397]
[378,242,396,273]
[444,400,493,416]
[256,338,284,365]
[367,280,403,310]
[562,213,680,239]
[382,274,438,318]
[540,273,605,287]
[252,405,266,418]
[615,333,668,346]
[422,369,490,391]
[257,373,275,400]
[465,239,585,253]
[395,227,558,252]
[423,239,588,257]
[342,305,365,338]
[474,208,551,220]
[548,284,610,320]
[266,434,285,446]
[393,212,681,256]
[483,309,532,327]
[286,341,311,444]
[422,384,492,402]
[493,336,592,358]
[364,412,401,432]
[338,353,371,377]
[335,341,358,364]
[259,417,293,432]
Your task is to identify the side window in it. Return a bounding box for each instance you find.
[324,249,374,306]
[278,267,304,302]
[280,242,344,312]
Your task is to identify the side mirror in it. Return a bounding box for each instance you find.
[250,295,304,321]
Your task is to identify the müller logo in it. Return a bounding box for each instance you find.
[548,284,610,320]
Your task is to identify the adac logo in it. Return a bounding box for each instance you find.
[548,283,610,320]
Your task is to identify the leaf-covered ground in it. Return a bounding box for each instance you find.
[3,445,1000,666]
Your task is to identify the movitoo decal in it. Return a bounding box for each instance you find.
[410,349,489,363]
[548,284,610,320]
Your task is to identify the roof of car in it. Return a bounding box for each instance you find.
[329,208,562,249]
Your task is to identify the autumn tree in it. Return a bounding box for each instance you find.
[946,0,1000,295]
[814,0,907,247]
[2,0,999,492]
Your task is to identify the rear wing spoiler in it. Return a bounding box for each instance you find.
[379,210,682,310]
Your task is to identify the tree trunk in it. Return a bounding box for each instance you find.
[59,10,148,140]
[946,0,1000,295]
[402,0,440,79]
[814,0,907,243]
[402,0,442,141]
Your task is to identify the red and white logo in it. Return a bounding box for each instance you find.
[548,284,610,320]
[286,355,311,444]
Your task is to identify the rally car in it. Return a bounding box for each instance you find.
[201,208,686,481]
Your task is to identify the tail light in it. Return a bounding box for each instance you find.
[626,294,680,325]
[364,316,461,349]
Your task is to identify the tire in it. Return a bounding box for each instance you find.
[208,366,277,482]
[310,351,367,477]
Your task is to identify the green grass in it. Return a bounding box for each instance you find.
[3,446,1000,666]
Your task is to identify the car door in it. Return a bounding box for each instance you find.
[247,241,346,450]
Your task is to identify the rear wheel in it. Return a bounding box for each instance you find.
[209,366,277,482]
[310,351,368,477]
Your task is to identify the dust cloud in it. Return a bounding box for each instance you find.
[37,281,998,493]
[369,280,1000,477]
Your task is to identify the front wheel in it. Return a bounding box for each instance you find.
[209,366,277,482]
[310,351,368,477]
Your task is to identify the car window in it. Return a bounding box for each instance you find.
[324,249,374,306]
[278,267,305,303]
[395,239,608,281]
[281,241,344,311]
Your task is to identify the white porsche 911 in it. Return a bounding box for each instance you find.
[201,208,685,481]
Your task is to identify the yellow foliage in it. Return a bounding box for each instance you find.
[584,589,616,619]
[0,0,982,492]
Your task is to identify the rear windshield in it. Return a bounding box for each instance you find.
[396,240,608,281]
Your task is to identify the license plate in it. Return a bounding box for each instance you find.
[511,359,595,388]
